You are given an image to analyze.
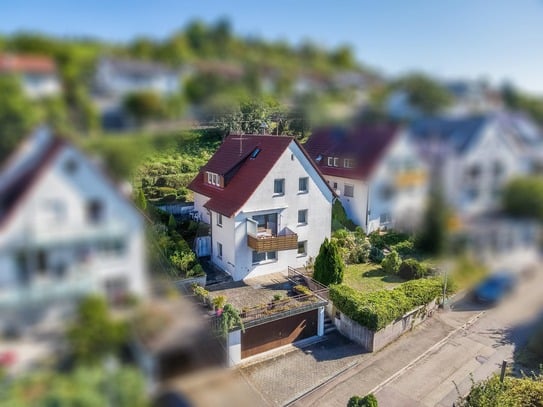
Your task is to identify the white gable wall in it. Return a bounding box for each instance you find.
[204,141,333,281]
[0,145,147,301]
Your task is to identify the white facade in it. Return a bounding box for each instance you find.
[194,142,334,281]
[0,130,147,324]
[424,120,522,217]
[325,131,428,233]
[20,73,61,99]
[95,58,180,98]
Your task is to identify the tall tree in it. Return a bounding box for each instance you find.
[0,75,40,162]
[415,186,448,256]
[393,73,452,114]
[313,238,345,286]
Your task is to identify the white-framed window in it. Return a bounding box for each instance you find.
[333,157,339,167]
[274,179,285,195]
[327,157,334,166]
[207,172,220,186]
[344,159,354,168]
[298,177,309,193]
[217,213,223,227]
[297,241,307,256]
[298,209,308,224]
[252,250,277,264]
[217,242,223,259]
[344,184,354,197]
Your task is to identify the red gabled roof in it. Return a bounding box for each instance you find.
[189,135,298,217]
[304,123,400,180]
[0,54,57,74]
[0,137,65,229]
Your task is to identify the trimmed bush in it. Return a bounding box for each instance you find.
[391,240,415,257]
[330,278,442,331]
[381,250,401,274]
[314,238,345,286]
[398,259,427,280]
[348,394,378,407]
[369,246,384,263]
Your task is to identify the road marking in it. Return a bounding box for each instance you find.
[369,311,485,396]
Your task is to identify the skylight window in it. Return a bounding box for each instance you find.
[250,148,261,159]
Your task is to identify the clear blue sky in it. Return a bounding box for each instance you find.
[3,0,543,93]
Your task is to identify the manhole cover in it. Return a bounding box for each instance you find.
[476,355,488,364]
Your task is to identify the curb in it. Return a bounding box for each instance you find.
[368,310,485,395]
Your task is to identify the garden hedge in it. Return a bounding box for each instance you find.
[330,278,442,331]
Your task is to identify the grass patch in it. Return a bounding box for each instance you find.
[343,263,406,294]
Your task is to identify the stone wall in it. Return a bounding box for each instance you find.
[334,299,437,352]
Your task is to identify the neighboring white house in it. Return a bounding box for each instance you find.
[443,80,503,116]
[409,112,540,217]
[94,57,180,98]
[188,135,335,281]
[304,124,428,233]
[0,128,147,329]
[0,54,61,99]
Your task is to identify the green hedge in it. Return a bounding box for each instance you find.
[330,278,442,331]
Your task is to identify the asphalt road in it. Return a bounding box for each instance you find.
[293,269,543,407]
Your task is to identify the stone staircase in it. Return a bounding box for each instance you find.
[323,314,337,335]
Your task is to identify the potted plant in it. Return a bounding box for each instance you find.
[212,295,227,316]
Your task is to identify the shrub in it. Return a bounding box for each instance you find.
[381,250,401,274]
[457,374,543,406]
[272,294,283,301]
[219,304,245,336]
[348,394,378,407]
[330,278,442,331]
[332,230,371,264]
[398,259,427,280]
[293,285,312,296]
[192,284,209,303]
[314,238,345,286]
[187,263,205,277]
[369,246,384,263]
[391,240,415,257]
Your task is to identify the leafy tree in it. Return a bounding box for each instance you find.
[123,91,164,124]
[503,176,543,220]
[135,188,147,210]
[415,187,448,256]
[313,238,345,286]
[67,296,127,364]
[393,73,452,114]
[0,75,40,161]
[381,250,401,274]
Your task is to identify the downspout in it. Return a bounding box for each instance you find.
[365,182,370,235]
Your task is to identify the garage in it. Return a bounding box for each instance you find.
[240,309,318,359]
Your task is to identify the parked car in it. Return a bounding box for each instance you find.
[473,271,518,304]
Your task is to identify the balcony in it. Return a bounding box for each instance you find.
[247,227,298,252]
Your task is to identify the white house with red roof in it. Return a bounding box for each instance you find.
[0,127,147,330]
[189,135,335,281]
[304,124,428,233]
[0,54,61,99]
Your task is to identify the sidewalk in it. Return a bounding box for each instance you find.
[236,295,482,407]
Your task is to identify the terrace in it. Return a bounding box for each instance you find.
[207,267,328,328]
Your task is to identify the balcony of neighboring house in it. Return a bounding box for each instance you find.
[246,214,298,252]
[0,263,97,309]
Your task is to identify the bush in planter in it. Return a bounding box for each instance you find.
[381,250,401,274]
[348,394,378,407]
[398,259,427,280]
[212,295,227,311]
[219,304,245,337]
[187,263,205,277]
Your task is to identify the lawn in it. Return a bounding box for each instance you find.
[342,263,406,294]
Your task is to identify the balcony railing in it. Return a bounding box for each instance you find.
[247,227,298,252]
